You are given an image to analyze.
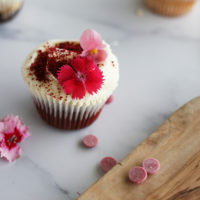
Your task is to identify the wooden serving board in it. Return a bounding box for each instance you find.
[78,97,200,200]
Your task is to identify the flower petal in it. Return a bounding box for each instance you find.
[85,67,104,94]
[1,115,31,140]
[71,56,86,73]
[90,49,107,64]
[19,126,31,140]
[0,145,21,162]
[96,49,107,63]
[80,29,104,51]
[71,56,95,73]
[0,122,4,133]
[63,80,86,99]
[81,50,88,57]
[58,64,76,84]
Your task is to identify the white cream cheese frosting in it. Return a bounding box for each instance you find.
[22,40,119,109]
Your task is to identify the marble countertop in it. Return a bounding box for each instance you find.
[0,0,200,199]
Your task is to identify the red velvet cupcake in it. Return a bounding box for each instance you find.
[145,0,197,17]
[22,29,119,129]
[0,0,23,22]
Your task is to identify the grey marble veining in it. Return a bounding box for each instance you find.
[0,0,200,199]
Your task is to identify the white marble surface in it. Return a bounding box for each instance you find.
[0,0,200,199]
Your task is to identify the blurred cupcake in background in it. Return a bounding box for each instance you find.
[144,0,197,17]
[0,0,23,22]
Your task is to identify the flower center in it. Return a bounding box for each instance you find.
[76,71,86,82]
[90,48,98,55]
[5,128,22,149]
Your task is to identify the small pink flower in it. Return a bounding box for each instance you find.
[80,29,107,64]
[0,115,30,162]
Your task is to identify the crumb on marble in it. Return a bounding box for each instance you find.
[112,40,119,47]
[136,9,144,16]
[77,192,81,196]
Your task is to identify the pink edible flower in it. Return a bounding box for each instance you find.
[58,56,104,99]
[80,29,107,64]
[0,115,31,162]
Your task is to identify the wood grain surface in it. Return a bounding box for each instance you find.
[78,97,200,200]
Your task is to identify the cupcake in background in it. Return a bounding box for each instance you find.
[144,0,197,17]
[22,29,119,130]
[0,0,23,22]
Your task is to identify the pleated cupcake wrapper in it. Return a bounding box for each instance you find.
[0,0,23,20]
[145,0,197,17]
[31,89,105,129]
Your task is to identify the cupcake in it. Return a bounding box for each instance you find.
[22,29,119,130]
[0,0,23,22]
[144,0,197,17]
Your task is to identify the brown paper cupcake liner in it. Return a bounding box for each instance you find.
[33,96,104,130]
[0,0,23,21]
[145,0,197,17]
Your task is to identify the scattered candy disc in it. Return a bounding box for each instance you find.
[106,95,114,104]
[82,134,98,148]
[128,166,147,184]
[142,158,160,174]
[100,157,117,172]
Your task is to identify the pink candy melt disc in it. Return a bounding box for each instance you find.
[82,134,98,148]
[100,157,117,173]
[128,166,147,184]
[142,158,160,174]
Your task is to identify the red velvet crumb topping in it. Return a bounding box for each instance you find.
[30,42,83,82]
[47,47,72,78]
[30,50,48,81]
[56,42,83,54]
